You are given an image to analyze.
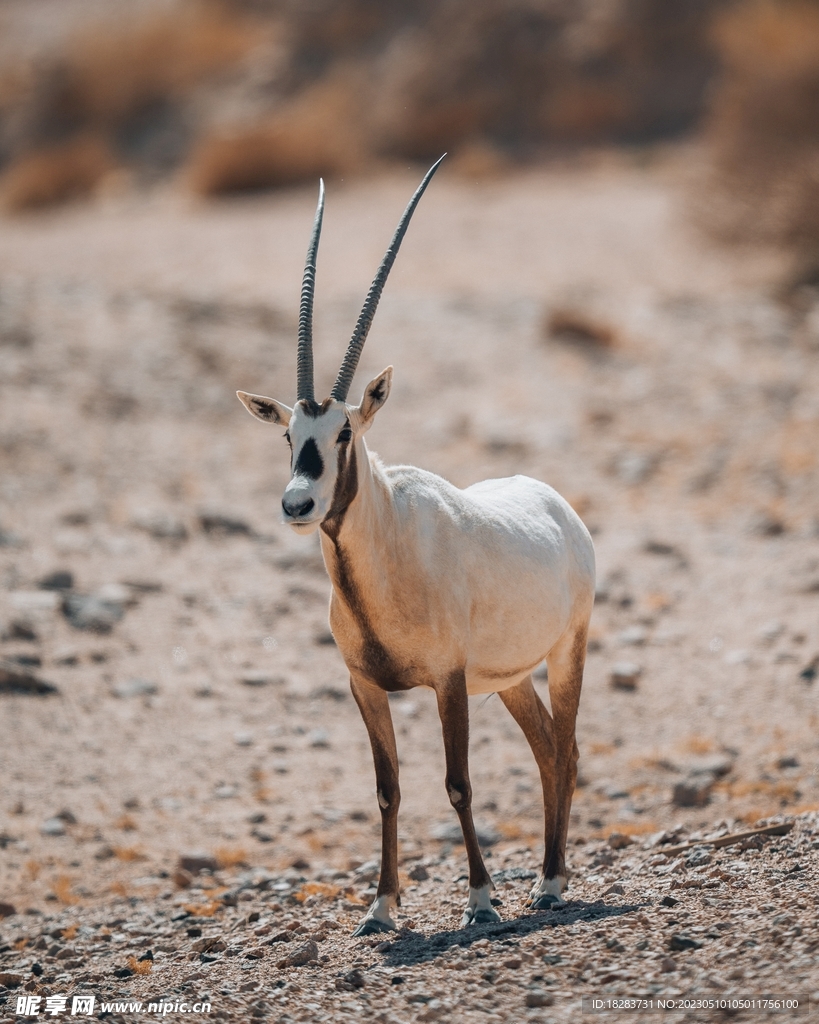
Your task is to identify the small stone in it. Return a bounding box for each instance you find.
[191,937,227,953]
[111,678,157,699]
[777,755,800,769]
[0,971,24,987]
[610,662,642,690]
[525,989,554,1007]
[408,864,429,881]
[672,774,715,807]
[173,868,194,888]
[41,817,66,836]
[604,883,626,896]
[0,902,16,917]
[243,947,265,959]
[62,593,124,633]
[0,661,58,696]
[668,933,702,951]
[37,570,74,591]
[198,512,252,537]
[276,939,318,968]
[130,509,188,541]
[178,853,219,874]
[607,832,634,850]
[618,625,648,646]
[308,729,330,748]
[660,895,679,907]
[240,672,284,688]
[660,957,677,973]
[234,731,253,747]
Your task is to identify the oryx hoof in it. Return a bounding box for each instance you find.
[529,893,564,911]
[461,906,502,927]
[352,917,396,937]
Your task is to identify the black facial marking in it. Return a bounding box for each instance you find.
[251,399,282,423]
[299,397,334,418]
[294,437,323,479]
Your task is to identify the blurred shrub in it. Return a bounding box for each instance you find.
[187,71,363,195]
[0,0,728,206]
[0,136,114,211]
[703,0,819,251]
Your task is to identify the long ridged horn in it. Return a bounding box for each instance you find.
[330,155,445,402]
[297,179,325,401]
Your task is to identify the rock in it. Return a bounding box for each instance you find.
[660,895,679,907]
[130,509,188,541]
[2,619,39,641]
[198,512,252,536]
[0,661,58,696]
[276,939,318,968]
[191,937,227,953]
[338,968,365,989]
[687,755,733,778]
[0,901,16,917]
[37,570,74,591]
[660,957,677,973]
[111,678,157,699]
[173,868,194,888]
[798,656,818,683]
[430,820,500,846]
[234,731,253,747]
[240,672,285,688]
[525,989,555,1007]
[63,593,124,633]
[777,755,800,769]
[40,818,66,836]
[668,933,702,951]
[672,774,715,807]
[618,625,648,646]
[607,832,634,850]
[604,883,626,896]
[243,946,265,959]
[309,729,330,748]
[0,971,24,987]
[178,853,219,874]
[610,662,642,690]
[408,864,429,881]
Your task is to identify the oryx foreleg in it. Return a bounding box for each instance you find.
[436,673,500,927]
[350,674,401,936]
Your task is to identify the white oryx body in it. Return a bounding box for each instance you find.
[237,157,595,936]
[321,453,594,698]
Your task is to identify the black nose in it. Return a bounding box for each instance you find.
[282,497,315,519]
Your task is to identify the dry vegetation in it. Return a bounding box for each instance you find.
[0,0,725,206]
[701,0,819,262]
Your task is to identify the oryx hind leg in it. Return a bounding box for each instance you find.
[436,672,500,927]
[500,625,585,909]
[350,674,401,936]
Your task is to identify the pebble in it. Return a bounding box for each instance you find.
[672,774,715,807]
[41,817,66,836]
[610,662,642,690]
[111,678,158,699]
[0,901,16,917]
[0,660,58,696]
[62,592,125,632]
[37,570,74,591]
[234,731,253,747]
[240,672,284,688]
[275,939,318,969]
[408,864,429,881]
[618,625,648,646]
[198,512,252,536]
[525,989,554,1007]
[607,832,634,850]
[178,853,220,874]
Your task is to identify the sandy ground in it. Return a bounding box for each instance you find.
[1,151,818,1022]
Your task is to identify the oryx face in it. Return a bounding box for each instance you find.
[237,369,391,534]
[237,157,442,535]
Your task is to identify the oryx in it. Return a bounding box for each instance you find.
[238,157,595,935]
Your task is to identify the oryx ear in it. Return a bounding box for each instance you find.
[358,367,393,425]
[237,391,292,426]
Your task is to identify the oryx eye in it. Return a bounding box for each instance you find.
[337,425,352,444]
[284,431,292,447]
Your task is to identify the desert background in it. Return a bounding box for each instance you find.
[0,1,818,1021]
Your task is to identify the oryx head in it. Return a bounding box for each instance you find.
[238,156,444,535]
